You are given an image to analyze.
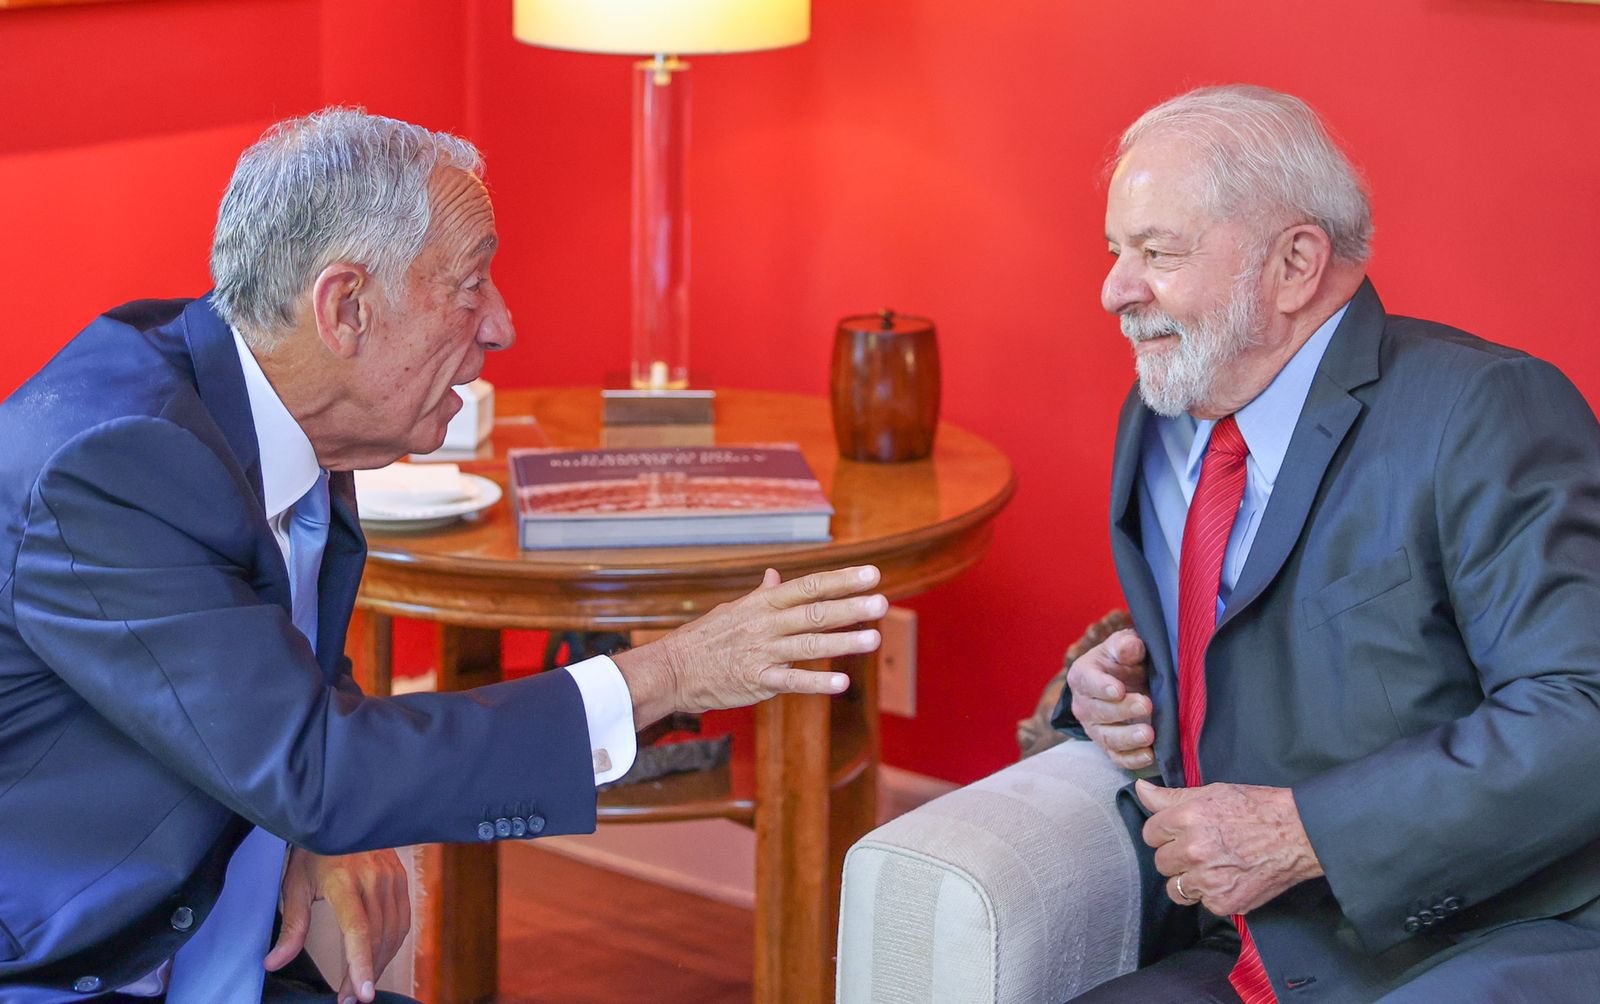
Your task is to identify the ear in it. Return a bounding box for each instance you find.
[1268,224,1333,315]
[309,262,375,359]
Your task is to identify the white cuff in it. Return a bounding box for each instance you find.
[565,654,638,785]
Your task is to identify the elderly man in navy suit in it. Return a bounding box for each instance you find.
[1061,85,1600,1001]
[0,109,885,1003]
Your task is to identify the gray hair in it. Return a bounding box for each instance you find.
[1115,85,1373,263]
[210,107,484,345]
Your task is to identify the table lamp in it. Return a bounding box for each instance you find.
[513,0,810,392]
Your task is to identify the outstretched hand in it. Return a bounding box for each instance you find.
[1135,779,1323,917]
[1065,628,1156,770]
[614,565,886,728]
[266,847,410,1004]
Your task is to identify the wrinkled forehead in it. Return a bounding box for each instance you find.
[420,167,498,264]
[428,166,495,229]
[1105,135,1216,235]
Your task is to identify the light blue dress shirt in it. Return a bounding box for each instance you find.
[1137,304,1348,672]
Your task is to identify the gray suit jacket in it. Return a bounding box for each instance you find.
[1103,281,1600,999]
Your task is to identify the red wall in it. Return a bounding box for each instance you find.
[0,0,469,390]
[5,0,1598,784]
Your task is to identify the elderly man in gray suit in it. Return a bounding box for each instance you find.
[1061,84,1600,1002]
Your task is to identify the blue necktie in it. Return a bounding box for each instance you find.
[287,471,331,646]
[168,471,330,1002]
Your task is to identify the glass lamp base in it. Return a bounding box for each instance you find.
[631,358,690,391]
[631,56,692,394]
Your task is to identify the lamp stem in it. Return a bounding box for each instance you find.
[631,54,691,390]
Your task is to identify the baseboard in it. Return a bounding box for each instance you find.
[536,764,958,909]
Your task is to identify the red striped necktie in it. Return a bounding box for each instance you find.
[1174,415,1275,1003]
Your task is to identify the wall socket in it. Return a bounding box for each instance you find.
[878,607,918,717]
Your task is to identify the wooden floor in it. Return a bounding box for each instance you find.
[495,841,754,1003]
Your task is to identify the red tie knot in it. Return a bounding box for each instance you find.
[1208,415,1249,460]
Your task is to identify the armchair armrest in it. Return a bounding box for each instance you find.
[837,741,1140,1003]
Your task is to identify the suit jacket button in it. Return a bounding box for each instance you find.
[476,821,495,841]
[495,817,513,837]
[170,906,195,931]
[1443,896,1463,912]
[510,816,528,837]
[1418,909,1436,924]
[527,813,547,835]
[1404,916,1421,933]
[73,976,103,994]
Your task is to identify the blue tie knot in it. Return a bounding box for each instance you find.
[291,469,331,530]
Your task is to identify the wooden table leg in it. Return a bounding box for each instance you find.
[826,648,880,949]
[754,675,832,1004]
[346,608,393,697]
[412,625,503,1004]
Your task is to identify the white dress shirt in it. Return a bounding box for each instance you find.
[228,330,638,783]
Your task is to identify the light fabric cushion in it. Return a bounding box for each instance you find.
[837,741,1140,1003]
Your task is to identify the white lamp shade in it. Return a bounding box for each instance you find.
[513,0,809,56]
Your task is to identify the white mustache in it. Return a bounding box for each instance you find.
[1120,311,1186,344]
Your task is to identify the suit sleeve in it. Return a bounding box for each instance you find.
[14,415,599,854]
[1292,355,1600,953]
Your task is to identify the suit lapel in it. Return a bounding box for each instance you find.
[1220,280,1386,627]
[1108,387,1184,780]
[180,298,306,657]
[182,296,367,683]
[181,297,264,503]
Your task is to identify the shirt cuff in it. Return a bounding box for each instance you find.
[565,654,638,785]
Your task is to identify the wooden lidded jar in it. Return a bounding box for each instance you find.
[830,309,940,462]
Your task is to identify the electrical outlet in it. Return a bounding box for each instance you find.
[878,607,917,717]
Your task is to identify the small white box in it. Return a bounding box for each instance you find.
[443,378,494,450]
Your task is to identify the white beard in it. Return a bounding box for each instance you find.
[1121,275,1264,417]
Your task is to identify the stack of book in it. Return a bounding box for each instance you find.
[507,443,833,550]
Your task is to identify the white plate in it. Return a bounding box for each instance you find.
[359,473,503,532]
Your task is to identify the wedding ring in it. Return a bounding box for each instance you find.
[1175,875,1197,904]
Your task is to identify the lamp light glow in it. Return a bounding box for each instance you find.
[514,0,809,55]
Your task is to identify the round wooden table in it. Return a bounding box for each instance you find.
[349,387,1014,1004]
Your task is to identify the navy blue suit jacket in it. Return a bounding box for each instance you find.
[1091,281,1600,999]
[0,298,599,997]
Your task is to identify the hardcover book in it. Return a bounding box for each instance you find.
[508,444,834,550]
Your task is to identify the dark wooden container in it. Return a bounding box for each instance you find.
[829,309,940,462]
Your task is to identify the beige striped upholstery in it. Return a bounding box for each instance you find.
[837,741,1140,1003]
